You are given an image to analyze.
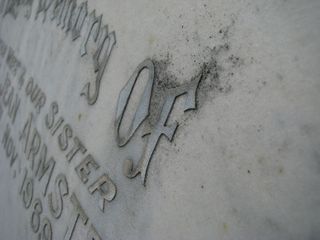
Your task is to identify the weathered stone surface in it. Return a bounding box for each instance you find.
[0,0,319,239]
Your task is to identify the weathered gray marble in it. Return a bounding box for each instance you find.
[0,0,319,239]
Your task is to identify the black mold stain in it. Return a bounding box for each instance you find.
[144,19,247,141]
[148,54,180,128]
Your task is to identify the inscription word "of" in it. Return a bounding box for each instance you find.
[115,59,202,185]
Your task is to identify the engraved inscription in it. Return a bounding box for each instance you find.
[0,0,209,237]
[116,59,202,185]
[7,0,117,105]
[0,38,115,238]
[115,58,155,147]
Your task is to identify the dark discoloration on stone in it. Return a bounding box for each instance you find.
[196,43,235,108]
[144,19,246,143]
[148,54,180,128]
[219,18,236,40]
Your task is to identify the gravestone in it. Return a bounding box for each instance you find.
[0,0,319,239]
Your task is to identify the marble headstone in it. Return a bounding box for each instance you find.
[0,0,319,239]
